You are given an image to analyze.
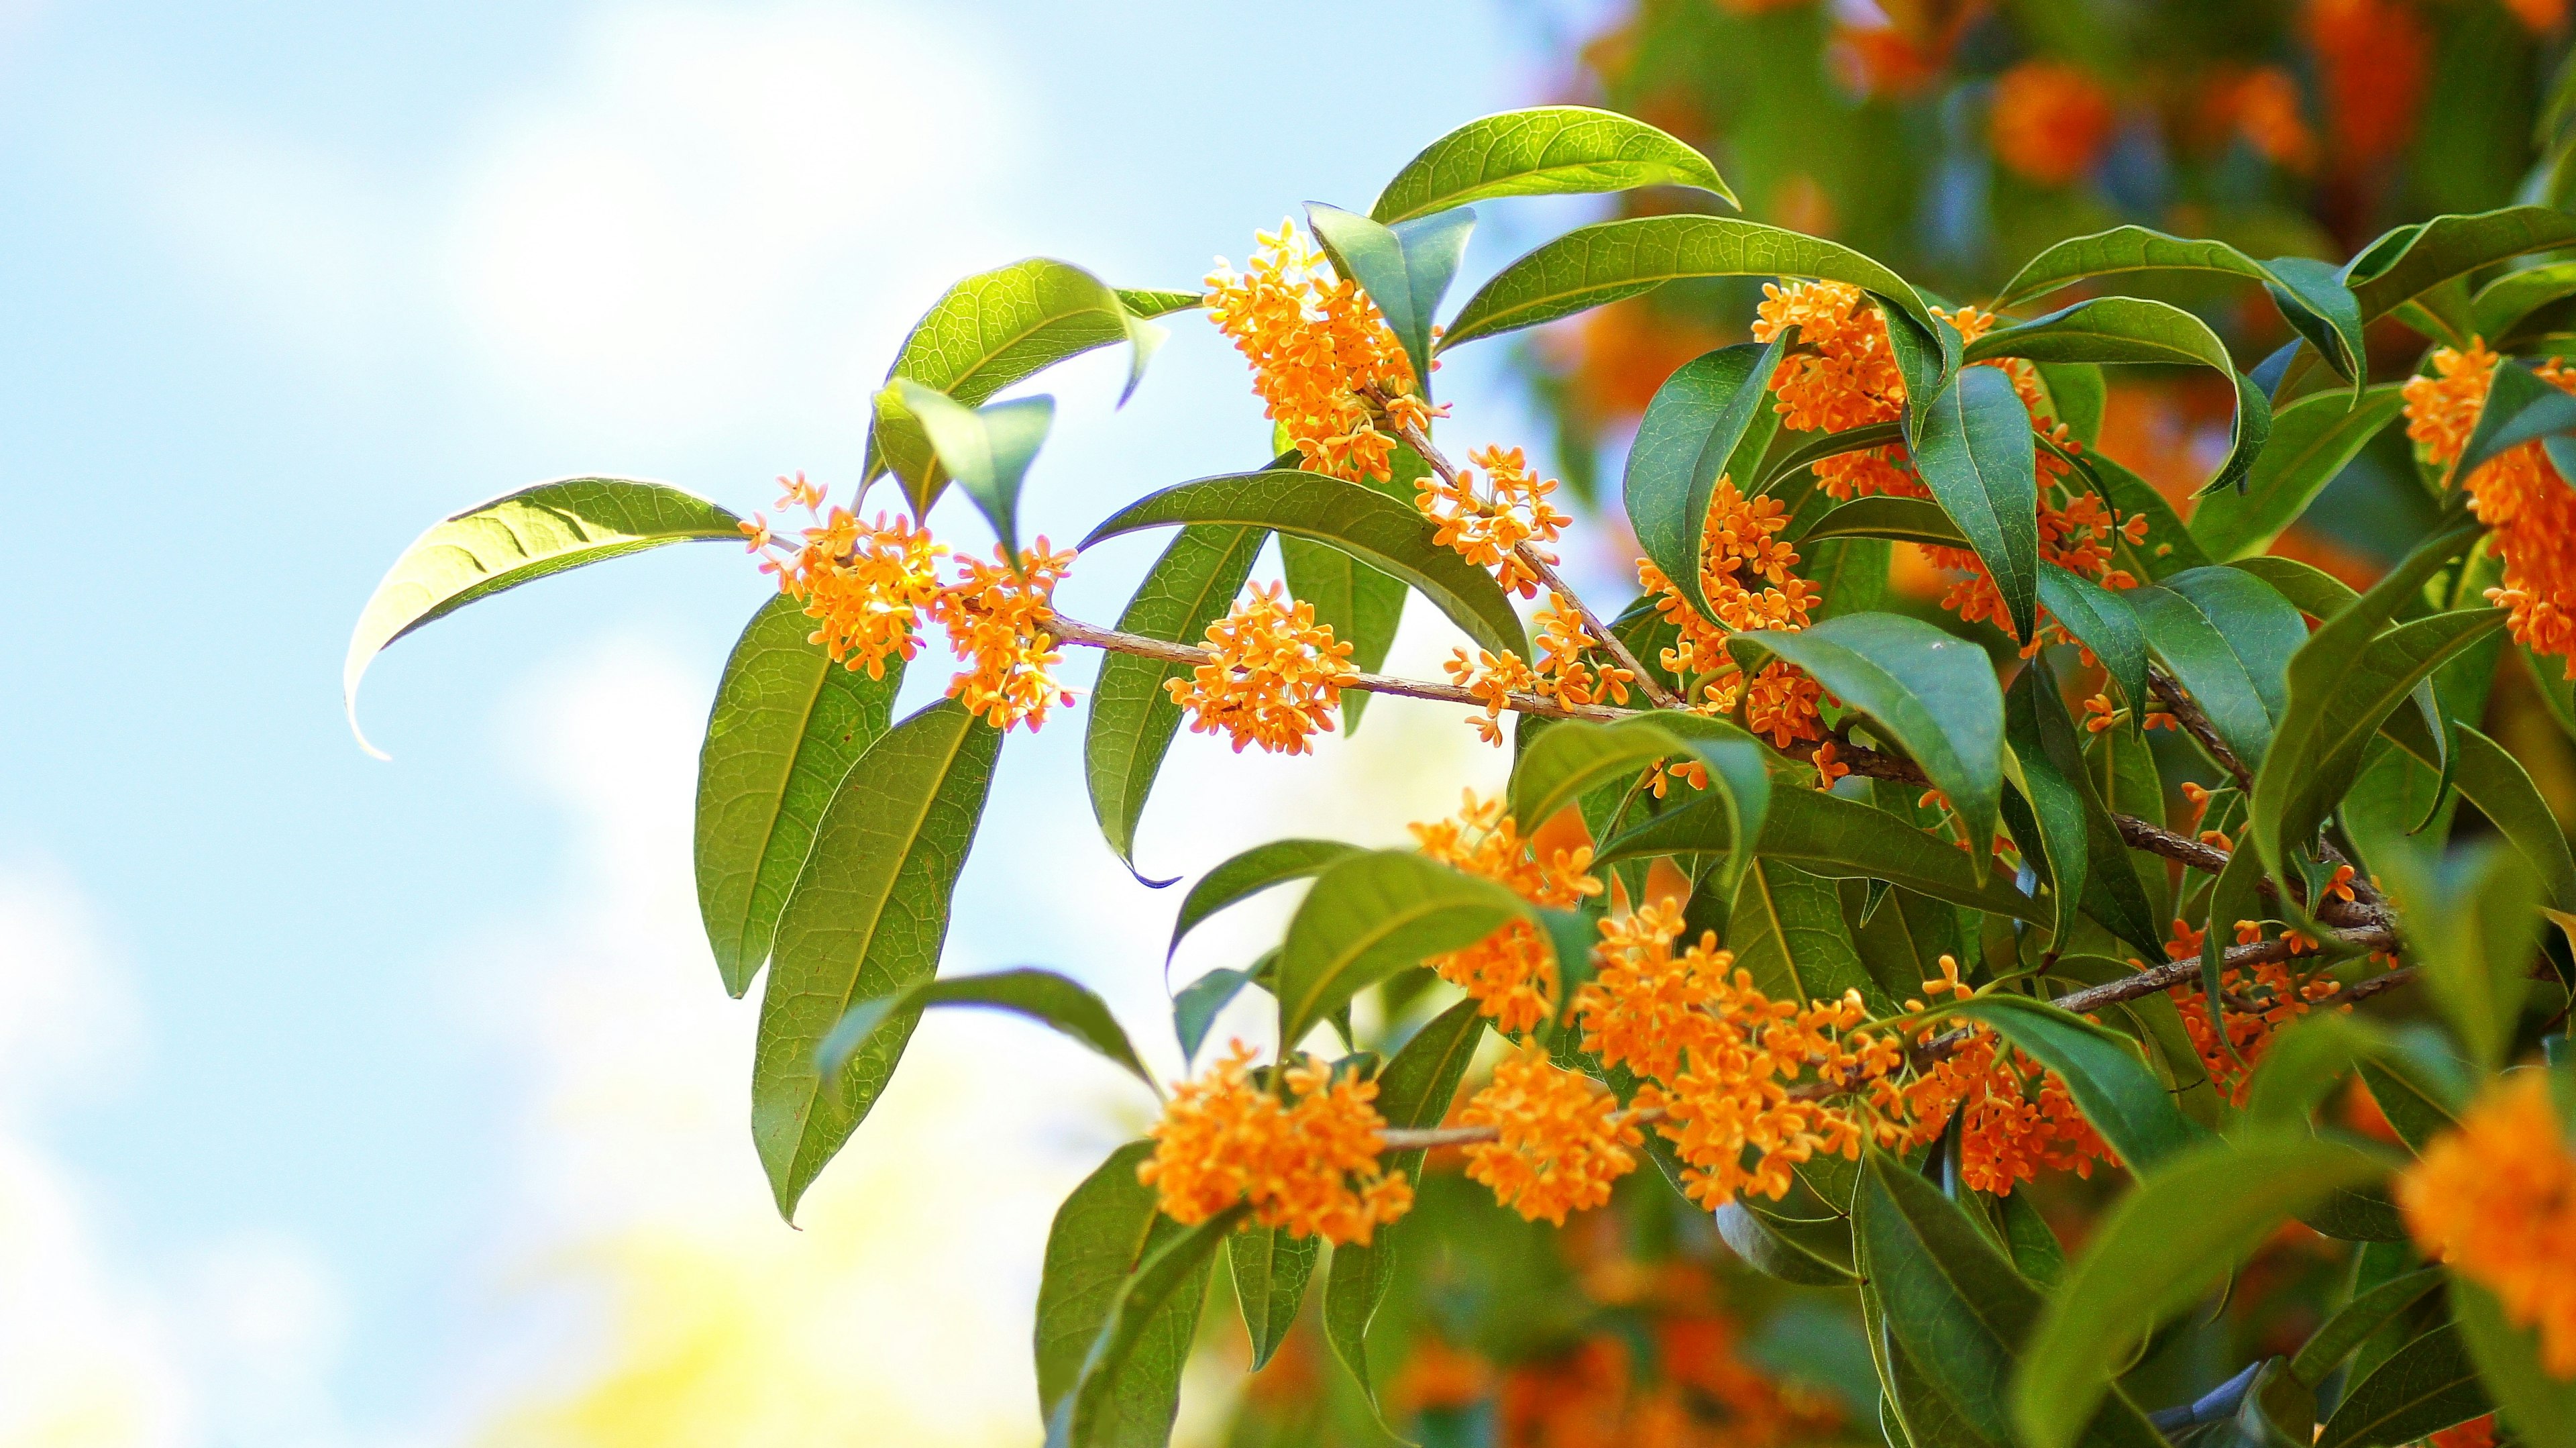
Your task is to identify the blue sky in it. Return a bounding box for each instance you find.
[0,2,1625,1443]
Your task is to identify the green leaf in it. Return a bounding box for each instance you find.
[2381,719,2576,917]
[892,380,1053,562]
[1083,470,1527,657]
[2189,386,2408,561]
[2345,206,2576,323]
[1035,1142,1219,1448]
[2470,260,2576,341]
[1438,215,1944,357]
[1947,995,2202,1172]
[1756,419,1907,494]
[1051,1205,1244,1448]
[2036,564,2149,713]
[867,258,1153,511]
[2379,841,2542,1068]
[1990,227,2365,383]
[2453,356,2576,484]
[1279,533,1405,733]
[1273,851,1524,1050]
[2316,1323,2491,1448]
[1115,289,1201,319]
[1168,839,1364,961]
[1324,997,1487,1418]
[2453,1278,2576,1448]
[2356,1047,2469,1155]
[2233,556,2361,621]
[1715,1200,1860,1284]
[1810,537,1894,621]
[1229,1225,1321,1373]
[751,699,1002,1219]
[1729,612,2006,867]
[814,968,1152,1093]
[2290,1266,2446,1388]
[1962,297,2271,495]
[695,593,903,998]
[2010,1131,2389,1448]
[1796,495,1972,549]
[344,477,741,756]
[1856,1151,2166,1448]
[1305,202,1473,399]
[1731,856,1878,1009]
[2088,450,2208,581]
[2129,566,2308,770]
[2005,666,2094,947]
[2244,1012,2401,1131]
[1603,784,2047,922]
[1907,368,2040,639]
[2249,521,2489,884]
[1369,105,1735,224]
[1085,524,1267,874]
[1506,713,1772,884]
[2035,361,2106,446]
[2264,256,2372,386]
[1624,337,1793,623]
[1172,966,1256,1064]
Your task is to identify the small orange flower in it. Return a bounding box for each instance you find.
[2404,342,2576,670]
[932,540,1077,730]
[757,486,949,679]
[1811,740,1851,784]
[1446,647,1539,746]
[1989,60,2117,186]
[1166,582,1359,755]
[1205,221,1417,484]
[1139,1043,1413,1245]
[1416,446,1571,598]
[2398,1072,2576,1378]
[1410,792,1604,1033]
[1460,1049,1644,1225]
[2082,694,2119,733]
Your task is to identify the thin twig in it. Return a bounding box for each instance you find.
[1381,1106,1667,1153]
[2151,666,2255,792]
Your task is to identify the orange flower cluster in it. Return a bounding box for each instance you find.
[1988,60,2117,186]
[1889,1037,2118,1192]
[1445,646,1541,746]
[1165,582,1358,755]
[1575,900,1899,1205]
[1409,792,1605,1033]
[750,475,947,678]
[1204,221,1425,484]
[1442,590,1635,747]
[2209,66,2317,172]
[2397,1072,2576,1378]
[2307,0,2430,169]
[1633,479,1827,746]
[1493,1318,1843,1448]
[1459,1049,1645,1225]
[2404,340,2576,669]
[1138,1043,1413,1245]
[933,541,1077,730]
[2165,919,2346,1105]
[1417,444,1572,599]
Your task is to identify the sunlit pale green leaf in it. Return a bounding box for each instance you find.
[1370,106,1735,223]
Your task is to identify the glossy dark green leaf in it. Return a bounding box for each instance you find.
[2006,668,2091,946]
[1624,338,1792,622]
[1273,851,1523,1050]
[1438,215,1943,354]
[1756,419,1906,494]
[1167,839,1364,961]
[1993,225,2281,310]
[1809,537,1893,620]
[1731,856,1877,1008]
[1795,495,1971,548]
[2453,356,2576,484]
[1716,1200,1858,1284]
[1506,713,1772,887]
[2379,840,2542,1068]
[1083,470,1526,656]
[1908,367,2039,639]
[2345,206,2576,323]
[2264,256,2371,386]
[2452,1277,2576,1448]
[2233,556,2361,621]
[1324,997,1487,1418]
[1305,201,1471,399]
[894,380,1053,561]
[695,592,902,998]
[1730,612,2006,866]
[1370,105,1735,223]
[2316,1323,2490,1448]
[2012,1131,2389,1448]
[1172,966,1256,1064]
[1948,995,2202,1172]
[2470,260,2576,341]
[2128,567,2308,770]
[2290,1267,2446,1388]
[2035,361,2106,446]
[1051,1206,1243,1448]
[345,477,741,755]
[751,700,1002,1219]
[1086,524,1267,874]
[1229,1225,1320,1372]
[2382,718,2576,919]
[1604,784,2047,922]
[1035,1142,1217,1448]
[2037,564,2149,713]
[814,968,1152,1096]
[2189,386,2408,562]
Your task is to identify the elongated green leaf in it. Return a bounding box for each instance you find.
[1809,537,1893,620]
[1305,202,1472,398]
[1053,1206,1242,1448]
[1964,297,2270,495]
[751,700,1002,1219]
[1168,839,1364,960]
[2012,1131,2389,1448]
[2387,721,2576,924]
[2233,556,2361,621]
[1280,533,1405,733]
[2245,1012,2401,1131]
[1994,225,2283,309]
[1756,419,1907,494]
[1796,495,1971,548]
[1716,1200,1859,1284]
[2453,1278,2576,1448]
[1908,368,2041,639]
[1116,289,1201,319]
[1603,784,2047,921]
[815,968,1152,1093]
[1083,470,1526,656]
[2455,356,2576,483]
[2471,260,2576,341]
[1439,215,1943,355]
[2006,668,2092,947]
[1731,856,1878,1008]
[1507,713,1772,887]
[696,594,904,997]
[1948,995,2201,1171]
[2317,1323,2491,1448]
[2129,567,2307,770]
[1173,966,1256,1064]
[1087,524,1267,874]
[1324,998,1488,1416]
[2345,206,2576,323]
[2190,386,2408,561]
[2037,564,2149,713]
[1229,1225,1320,1373]
[2291,1267,2446,1388]
[1035,1142,1214,1447]
[1371,106,1734,223]
[2356,1053,2467,1155]
[894,381,1053,562]
[1730,612,2006,865]
[345,478,741,755]
[2036,361,2106,445]
[2379,841,2542,1069]
[1625,338,1792,621]
[868,258,1151,510]
[1274,851,1523,1049]
[2264,256,2371,386]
